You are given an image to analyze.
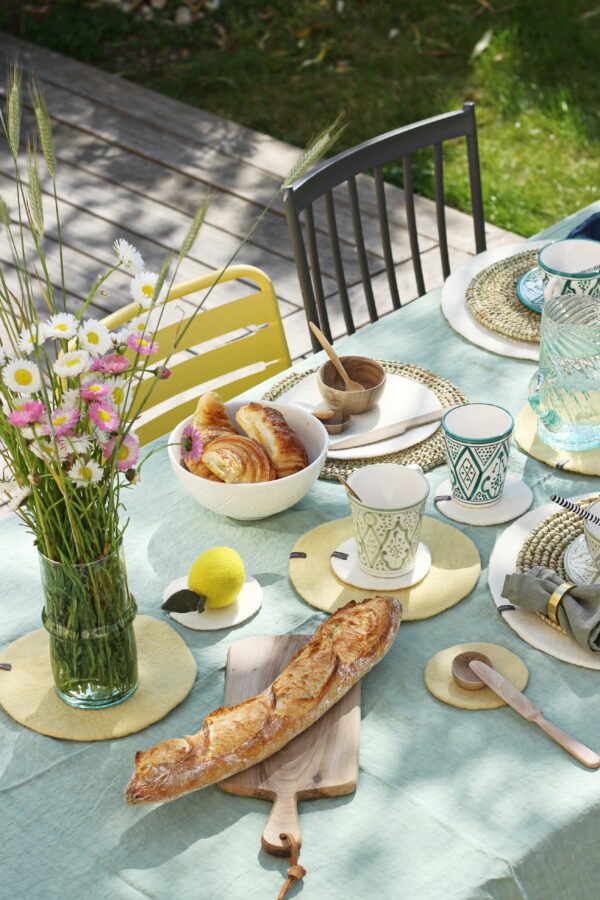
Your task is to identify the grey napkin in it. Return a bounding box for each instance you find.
[502,565,600,651]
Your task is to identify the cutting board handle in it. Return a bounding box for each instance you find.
[261,792,300,856]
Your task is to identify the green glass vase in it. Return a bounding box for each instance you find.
[40,546,138,709]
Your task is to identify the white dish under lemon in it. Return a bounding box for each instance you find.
[274,371,443,459]
[163,575,263,630]
[168,400,328,520]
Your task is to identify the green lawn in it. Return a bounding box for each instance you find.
[2,0,599,236]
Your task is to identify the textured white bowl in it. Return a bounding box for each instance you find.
[168,400,328,520]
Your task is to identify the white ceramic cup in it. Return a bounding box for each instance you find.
[346,463,429,577]
[584,500,600,571]
[538,239,600,302]
[442,403,513,507]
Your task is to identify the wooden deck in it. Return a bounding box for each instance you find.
[0,34,520,362]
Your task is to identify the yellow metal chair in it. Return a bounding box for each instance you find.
[102,265,291,445]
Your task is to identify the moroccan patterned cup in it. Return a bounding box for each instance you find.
[346,463,429,577]
[538,239,600,302]
[584,500,600,571]
[442,403,513,507]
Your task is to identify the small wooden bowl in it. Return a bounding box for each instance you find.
[317,356,386,415]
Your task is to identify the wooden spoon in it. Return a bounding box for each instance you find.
[452,652,600,769]
[309,322,364,393]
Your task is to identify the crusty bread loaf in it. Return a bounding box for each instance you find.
[235,402,308,479]
[126,596,401,805]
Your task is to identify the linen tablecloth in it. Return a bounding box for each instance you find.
[2,202,600,900]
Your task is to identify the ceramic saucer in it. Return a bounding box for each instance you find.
[435,475,533,526]
[516,266,544,314]
[162,575,263,630]
[564,534,600,586]
[329,537,431,590]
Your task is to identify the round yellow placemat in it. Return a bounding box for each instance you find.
[289,516,480,619]
[424,642,529,710]
[515,404,600,475]
[0,615,197,741]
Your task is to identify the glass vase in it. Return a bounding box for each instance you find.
[528,292,600,451]
[40,546,138,709]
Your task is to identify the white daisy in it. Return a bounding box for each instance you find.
[130,271,168,309]
[107,376,127,409]
[68,458,103,486]
[6,483,31,512]
[79,319,111,356]
[3,359,42,394]
[60,387,81,410]
[114,238,144,272]
[58,434,92,457]
[46,313,78,341]
[53,350,90,379]
[30,438,57,461]
[18,323,47,356]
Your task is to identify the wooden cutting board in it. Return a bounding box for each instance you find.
[219,634,361,855]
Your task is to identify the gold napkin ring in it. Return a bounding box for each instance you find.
[547,582,575,625]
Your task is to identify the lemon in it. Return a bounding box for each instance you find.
[188,547,245,609]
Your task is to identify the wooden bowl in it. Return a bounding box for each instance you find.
[317,356,386,415]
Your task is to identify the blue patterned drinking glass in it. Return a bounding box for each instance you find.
[528,292,600,451]
[442,404,513,507]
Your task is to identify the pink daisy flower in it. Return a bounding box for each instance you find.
[80,379,111,402]
[90,354,129,375]
[41,405,80,439]
[180,423,202,465]
[89,401,120,432]
[126,334,159,357]
[7,400,45,427]
[103,432,140,472]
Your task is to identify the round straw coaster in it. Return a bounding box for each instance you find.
[466,249,541,343]
[424,642,529,710]
[264,360,467,480]
[514,404,600,476]
[0,616,197,741]
[288,516,480,619]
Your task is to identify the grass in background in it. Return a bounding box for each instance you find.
[2,0,599,236]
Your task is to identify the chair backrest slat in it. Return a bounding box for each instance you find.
[347,176,378,323]
[324,189,355,336]
[284,101,486,343]
[103,265,291,445]
[374,166,401,310]
[402,155,426,297]
[304,202,333,342]
[433,142,451,281]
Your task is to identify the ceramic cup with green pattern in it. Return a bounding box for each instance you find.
[584,500,600,571]
[538,239,600,301]
[346,463,429,577]
[442,403,513,507]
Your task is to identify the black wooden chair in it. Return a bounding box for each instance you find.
[284,102,486,351]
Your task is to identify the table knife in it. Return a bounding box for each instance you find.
[328,408,445,451]
[469,660,600,769]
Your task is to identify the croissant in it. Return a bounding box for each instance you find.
[235,403,308,479]
[125,596,401,805]
[191,391,236,434]
[202,433,276,483]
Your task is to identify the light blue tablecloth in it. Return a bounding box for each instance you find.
[2,202,600,900]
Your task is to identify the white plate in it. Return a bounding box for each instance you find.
[277,371,443,459]
[435,475,533,526]
[162,575,262,631]
[441,241,547,361]
[564,534,600,586]
[487,494,600,669]
[330,537,431,589]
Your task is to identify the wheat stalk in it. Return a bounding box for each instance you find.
[27,141,44,237]
[30,78,56,178]
[7,61,21,159]
[178,196,210,261]
[283,114,347,188]
[0,196,9,228]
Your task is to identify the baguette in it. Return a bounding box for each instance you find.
[125,596,401,805]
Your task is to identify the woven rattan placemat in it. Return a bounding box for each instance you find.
[466,249,541,343]
[515,500,599,634]
[263,360,467,480]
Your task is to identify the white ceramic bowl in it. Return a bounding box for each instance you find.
[168,400,328,520]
